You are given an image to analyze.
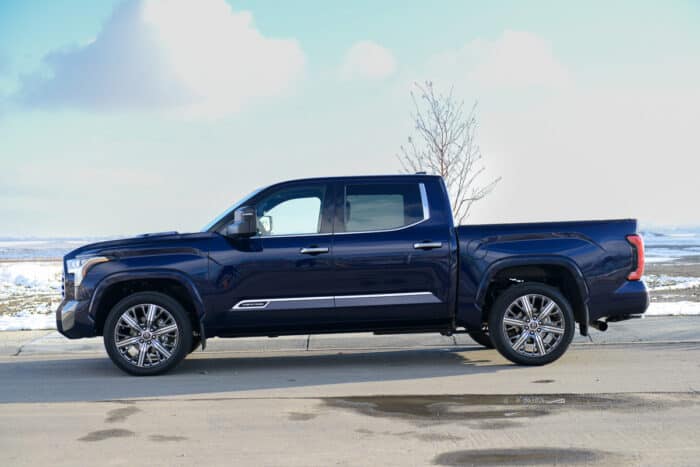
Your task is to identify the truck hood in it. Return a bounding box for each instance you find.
[64,231,216,260]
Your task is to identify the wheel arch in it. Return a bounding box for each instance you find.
[477,256,590,336]
[89,271,206,346]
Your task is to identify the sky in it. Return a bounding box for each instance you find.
[0,0,699,237]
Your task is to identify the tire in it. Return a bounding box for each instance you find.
[467,330,494,349]
[104,292,192,376]
[488,282,575,366]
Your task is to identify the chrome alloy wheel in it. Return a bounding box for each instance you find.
[113,303,179,368]
[502,294,565,357]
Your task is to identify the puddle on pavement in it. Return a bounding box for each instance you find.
[324,393,699,424]
[105,406,140,423]
[434,447,609,466]
[79,429,135,442]
[288,412,317,421]
[149,434,188,442]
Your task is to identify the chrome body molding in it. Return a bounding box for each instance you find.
[231,291,440,311]
[60,300,79,331]
[419,182,430,220]
[414,242,443,250]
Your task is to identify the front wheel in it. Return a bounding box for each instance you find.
[104,292,192,376]
[488,283,575,366]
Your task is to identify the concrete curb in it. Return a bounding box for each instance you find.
[2,316,699,357]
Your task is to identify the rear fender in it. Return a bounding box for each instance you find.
[476,256,590,335]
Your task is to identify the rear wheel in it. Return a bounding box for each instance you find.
[467,330,494,349]
[488,283,575,366]
[104,292,192,376]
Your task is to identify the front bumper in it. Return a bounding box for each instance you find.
[56,299,96,339]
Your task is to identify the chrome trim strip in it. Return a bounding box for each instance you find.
[233,296,334,310]
[231,291,440,311]
[300,247,329,254]
[60,300,79,331]
[337,292,433,299]
[335,291,440,308]
[414,242,443,250]
[419,182,430,220]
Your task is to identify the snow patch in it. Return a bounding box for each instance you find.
[0,311,56,331]
[646,275,700,291]
[0,262,62,292]
[646,301,700,316]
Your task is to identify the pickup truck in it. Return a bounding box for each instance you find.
[57,174,648,375]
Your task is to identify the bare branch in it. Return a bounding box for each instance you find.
[396,81,500,223]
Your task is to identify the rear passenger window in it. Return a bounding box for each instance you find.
[344,183,425,232]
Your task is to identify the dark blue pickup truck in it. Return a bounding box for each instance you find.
[57,174,648,375]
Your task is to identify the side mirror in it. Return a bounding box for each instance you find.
[225,206,257,237]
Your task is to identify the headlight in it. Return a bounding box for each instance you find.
[66,256,110,286]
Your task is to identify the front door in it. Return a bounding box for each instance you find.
[212,181,336,334]
[330,178,452,330]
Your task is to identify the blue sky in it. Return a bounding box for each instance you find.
[1,0,699,236]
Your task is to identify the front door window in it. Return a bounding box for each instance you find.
[255,185,327,236]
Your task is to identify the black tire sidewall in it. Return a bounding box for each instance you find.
[488,282,575,366]
[104,291,193,376]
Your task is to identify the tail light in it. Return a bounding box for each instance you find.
[626,234,645,281]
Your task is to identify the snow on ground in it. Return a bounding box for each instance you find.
[647,301,700,316]
[0,311,55,331]
[646,275,700,291]
[0,261,62,291]
[0,261,62,330]
[645,247,700,263]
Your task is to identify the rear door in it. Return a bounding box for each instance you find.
[331,178,452,330]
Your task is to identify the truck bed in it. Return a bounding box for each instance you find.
[454,218,644,331]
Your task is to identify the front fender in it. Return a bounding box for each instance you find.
[88,269,208,346]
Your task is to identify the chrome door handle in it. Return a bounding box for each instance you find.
[300,247,329,255]
[414,242,443,250]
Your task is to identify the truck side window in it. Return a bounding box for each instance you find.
[344,183,425,232]
[256,185,326,236]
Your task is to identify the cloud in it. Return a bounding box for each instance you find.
[16,0,305,116]
[340,41,397,80]
[415,30,700,226]
[430,30,570,89]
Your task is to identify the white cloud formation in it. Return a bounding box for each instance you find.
[417,30,700,226]
[431,30,570,89]
[340,41,397,80]
[17,0,305,116]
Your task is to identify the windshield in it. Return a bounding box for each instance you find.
[201,187,264,232]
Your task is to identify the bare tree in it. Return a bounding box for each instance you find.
[398,81,501,224]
